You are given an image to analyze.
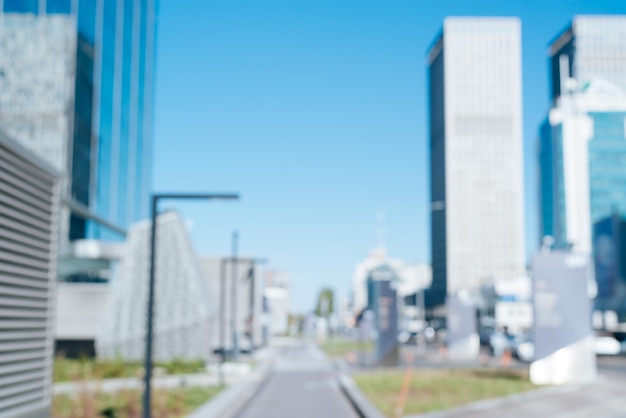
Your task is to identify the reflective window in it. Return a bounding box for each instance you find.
[46,0,71,14]
[589,112,626,223]
[94,0,118,236]
[77,0,96,43]
[3,0,38,13]
[117,0,134,227]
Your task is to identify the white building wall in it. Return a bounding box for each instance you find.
[265,287,289,336]
[198,256,263,350]
[573,16,626,92]
[55,283,111,340]
[397,264,432,297]
[441,17,526,292]
[97,212,215,361]
[0,13,77,256]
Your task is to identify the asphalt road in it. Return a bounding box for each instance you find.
[234,341,359,418]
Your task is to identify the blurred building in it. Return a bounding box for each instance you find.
[97,212,215,361]
[351,249,431,333]
[397,264,432,298]
[493,275,533,335]
[0,0,156,278]
[539,78,626,253]
[0,129,59,417]
[263,270,290,336]
[0,0,157,356]
[198,256,264,352]
[427,18,525,306]
[351,248,403,316]
[593,214,626,329]
[539,15,626,254]
[548,15,626,102]
[540,15,626,335]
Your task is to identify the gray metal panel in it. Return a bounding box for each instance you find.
[0,371,46,388]
[0,218,52,243]
[0,332,47,341]
[0,133,57,417]
[0,298,49,310]
[0,229,49,252]
[0,362,47,376]
[533,251,593,360]
[0,351,48,365]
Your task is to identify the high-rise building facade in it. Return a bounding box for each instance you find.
[428,18,525,303]
[0,0,156,260]
[539,80,626,253]
[539,15,626,254]
[549,16,626,101]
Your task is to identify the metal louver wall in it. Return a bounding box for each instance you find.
[0,130,58,418]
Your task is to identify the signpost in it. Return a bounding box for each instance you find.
[530,250,596,385]
[446,293,479,360]
[367,265,399,367]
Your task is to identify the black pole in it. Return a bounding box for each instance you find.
[249,264,255,354]
[219,258,226,385]
[231,231,239,361]
[141,192,238,418]
[143,196,158,418]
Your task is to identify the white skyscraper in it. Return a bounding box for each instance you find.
[428,18,525,300]
[549,16,626,101]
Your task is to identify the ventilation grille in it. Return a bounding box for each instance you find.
[0,135,57,418]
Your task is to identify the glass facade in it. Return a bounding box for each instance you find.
[80,0,156,241]
[588,111,626,222]
[539,120,569,248]
[428,35,447,306]
[1,0,156,243]
[539,119,554,239]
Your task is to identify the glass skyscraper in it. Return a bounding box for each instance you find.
[539,15,626,254]
[0,0,156,248]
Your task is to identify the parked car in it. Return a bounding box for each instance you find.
[511,334,534,362]
[594,334,621,356]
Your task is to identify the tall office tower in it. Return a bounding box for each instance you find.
[0,0,157,281]
[549,16,626,102]
[428,18,525,304]
[539,17,626,254]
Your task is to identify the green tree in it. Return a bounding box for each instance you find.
[315,288,335,318]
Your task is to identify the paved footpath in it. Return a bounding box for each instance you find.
[410,359,626,418]
[233,339,359,418]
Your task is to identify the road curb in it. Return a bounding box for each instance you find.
[187,362,272,418]
[337,373,387,418]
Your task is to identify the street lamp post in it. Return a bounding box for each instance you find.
[231,231,239,362]
[143,193,238,418]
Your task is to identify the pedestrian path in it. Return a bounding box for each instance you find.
[233,339,359,418]
[405,360,626,418]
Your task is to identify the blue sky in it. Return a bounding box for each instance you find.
[153,0,626,312]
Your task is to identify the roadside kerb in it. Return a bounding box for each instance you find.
[337,373,387,418]
[187,362,272,418]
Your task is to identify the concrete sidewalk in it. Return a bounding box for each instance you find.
[407,374,626,418]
